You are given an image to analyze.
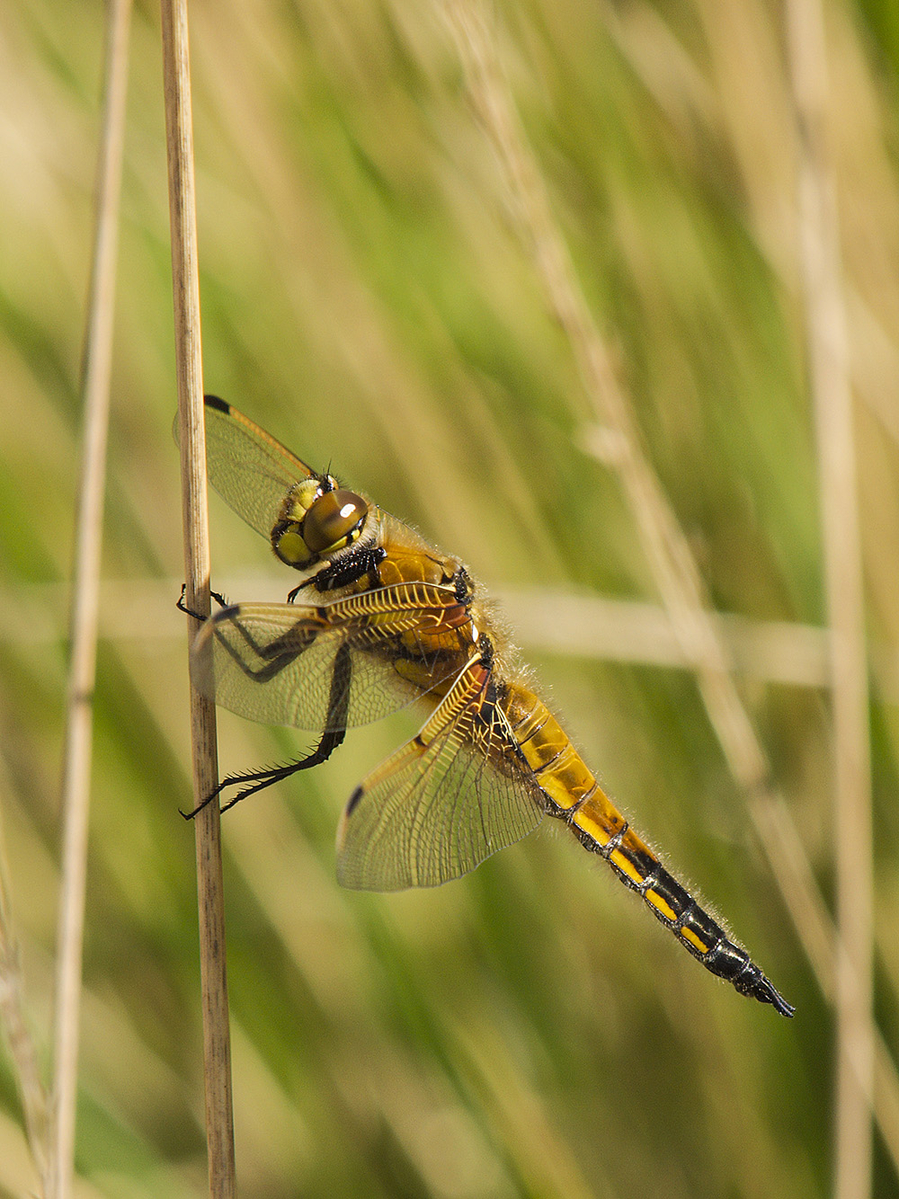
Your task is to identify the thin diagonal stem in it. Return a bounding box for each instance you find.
[49,1,131,1194]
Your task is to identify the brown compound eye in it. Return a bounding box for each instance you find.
[302,489,368,554]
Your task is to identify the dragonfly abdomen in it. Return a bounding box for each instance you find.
[503,682,794,1016]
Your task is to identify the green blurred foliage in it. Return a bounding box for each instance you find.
[2,0,899,1194]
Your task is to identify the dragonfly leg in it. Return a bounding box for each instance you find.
[288,546,387,600]
[182,643,352,817]
[176,584,230,621]
[181,723,348,818]
[207,603,318,684]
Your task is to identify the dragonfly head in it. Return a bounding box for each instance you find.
[272,475,370,570]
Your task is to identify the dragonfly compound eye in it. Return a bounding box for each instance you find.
[302,489,368,554]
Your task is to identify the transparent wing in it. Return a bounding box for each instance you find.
[180,398,432,561]
[336,658,545,890]
[201,395,317,538]
[191,582,472,733]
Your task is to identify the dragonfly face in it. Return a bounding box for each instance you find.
[272,477,369,569]
[186,394,794,1018]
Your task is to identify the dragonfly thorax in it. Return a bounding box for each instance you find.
[272,476,370,570]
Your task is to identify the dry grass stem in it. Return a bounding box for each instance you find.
[785,0,874,1194]
[442,0,895,1178]
[49,1,131,1194]
[160,0,235,1193]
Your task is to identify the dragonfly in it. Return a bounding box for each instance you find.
[184,394,794,1017]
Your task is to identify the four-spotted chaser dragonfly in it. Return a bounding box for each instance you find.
[186,395,793,1017]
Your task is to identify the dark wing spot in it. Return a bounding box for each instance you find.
[345,785,364,817]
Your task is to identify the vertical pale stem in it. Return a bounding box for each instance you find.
[160,1,236,1194]
[785,2,873,1196]
[49,1,131,1194]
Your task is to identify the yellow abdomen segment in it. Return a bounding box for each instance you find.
[502,681,793,1014]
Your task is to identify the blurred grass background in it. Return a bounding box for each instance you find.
[2,0,899,1194]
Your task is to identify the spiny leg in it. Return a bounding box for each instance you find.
[183,643,352,818]
[182,725,347,818]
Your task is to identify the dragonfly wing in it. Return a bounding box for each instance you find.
[183,398,433,557]
[336,657,545,891]
[202,396,318,539]
[191,582,471,733]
